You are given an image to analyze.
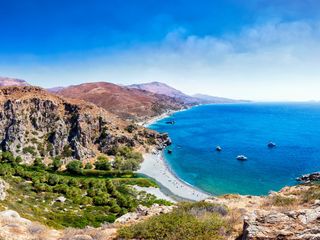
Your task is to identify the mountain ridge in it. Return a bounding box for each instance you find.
[54,82,187,121]
[0,77,30,87]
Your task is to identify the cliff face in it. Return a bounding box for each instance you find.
[0,86,167,163]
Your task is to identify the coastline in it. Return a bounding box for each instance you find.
[138,107,191,127]
[138,152,211,202]
[136,105,211,202]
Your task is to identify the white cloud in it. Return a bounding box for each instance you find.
[1,20,320,101]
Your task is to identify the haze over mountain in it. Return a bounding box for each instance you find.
[128,82,200,105]
[0,77,30,87]
[193,94,247,103]
[128,81,243,105]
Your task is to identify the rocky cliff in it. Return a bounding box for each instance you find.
[0,86,168,163]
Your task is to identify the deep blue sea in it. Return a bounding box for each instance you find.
[149,103,320,196]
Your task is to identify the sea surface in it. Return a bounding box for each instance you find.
[149,103,320,195]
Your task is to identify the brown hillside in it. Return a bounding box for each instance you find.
[55,82,185,120]
[0,86,169,163]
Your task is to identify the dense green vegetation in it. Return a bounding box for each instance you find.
[118,201,234,240]
[0,148,170,229]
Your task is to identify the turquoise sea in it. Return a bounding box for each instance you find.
[149,103,320,196]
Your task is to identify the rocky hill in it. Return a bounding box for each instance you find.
[128,81,201,105]
[0,77,30,87]
[54,82,186,121]
[128,81,244,105]
[0,86,168,163]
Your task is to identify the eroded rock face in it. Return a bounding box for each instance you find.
[242,206,320,240]
[0,86,164,163]
[0,179,8,201]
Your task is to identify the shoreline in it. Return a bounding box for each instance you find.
[138,107,191,127]
[138,152,211,202]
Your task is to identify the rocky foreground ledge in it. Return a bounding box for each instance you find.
[1,176,320,240]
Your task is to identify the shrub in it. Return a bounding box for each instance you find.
[125,124,137,133]
[94,155,111,170]
[33,158,46,170]
[84,162,93,169]
[0,163,15,176]
[62,145,73,158]
[66,160,82,174]
[51,157,62,171]
[302,186,320,203]
[23,146,37,156]
[113,147,143,171]
[48,174,61,186]
[15,156,23,164]
[270,195,297,207]
[118,202,229,240]
[1,151,15,163]
[93,193,110,206]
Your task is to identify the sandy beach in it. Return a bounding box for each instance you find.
[138,152,211,202]
[138,107,192,127]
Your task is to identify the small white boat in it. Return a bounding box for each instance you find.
[236,155,248,161]
[216,146,222,152]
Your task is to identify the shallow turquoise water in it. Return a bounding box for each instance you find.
[149,103,320,195]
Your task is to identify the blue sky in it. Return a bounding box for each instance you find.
[1,0,320,100]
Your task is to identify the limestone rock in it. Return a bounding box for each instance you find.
[0,179,8,201]
[115,204,174,224]
[242,206,320,239]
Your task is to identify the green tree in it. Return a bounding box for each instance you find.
[33,158,46,170]
[51,157,62,171]
[66,160,82,174]
[62,145,73,158]
[94,155,111,170]
[1,151,15,163]
[84,162,93,169]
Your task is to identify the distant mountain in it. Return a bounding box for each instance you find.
[193,94,248,103]
[0,77,30,87]
[55,82,186,121]
[128,81,245,105]
[47,86,65,93]
[128,82,200,105]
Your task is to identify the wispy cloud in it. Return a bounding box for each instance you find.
[1,20,320,101]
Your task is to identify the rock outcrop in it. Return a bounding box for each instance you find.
[0,86,165,163]
[297,172,320,183]
[115,204,175,224]
[0,210,61,240]
[0,179,8,201]
[242,205,320,239]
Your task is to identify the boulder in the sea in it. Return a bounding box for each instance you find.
[268,142,276,148]
[297,172,320,183]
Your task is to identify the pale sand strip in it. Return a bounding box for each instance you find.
[133,186,177,203]
[138,152,211,202]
